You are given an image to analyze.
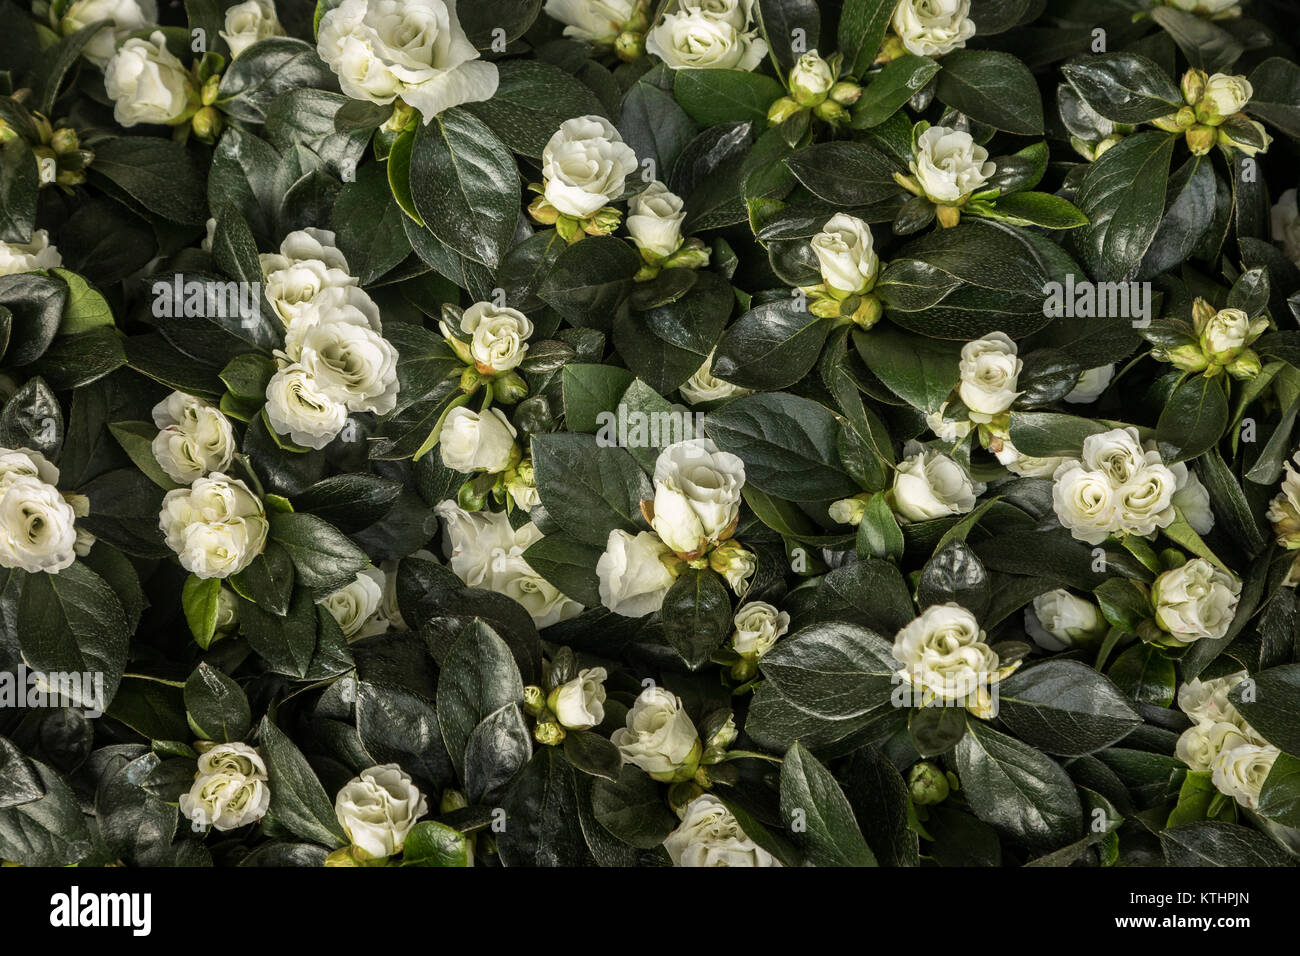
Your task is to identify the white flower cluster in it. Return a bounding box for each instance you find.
[0,447,84,573]
[260,229,399,450]
[646,0,768,72]
[179,742,271,831]
[159,473,269,579]
[317,0,499,122]
[597,438,754,617]
[434,500,583,628]
[1052,426,1214,545]
[151,391,237,484]
[60,0,158,67]
[1175,672,1279,810]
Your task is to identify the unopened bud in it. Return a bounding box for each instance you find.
[522,685,546,717]
[584,206,622,236]
[1185,125,1216,155]
[1180,68,1207,107]
[851,294,883,330]
[614,30,644,62]
[907,761,950,805]
[828,494,871,526]
[191,106,222,142]
[528,195,559,225]
[766,96,804,126]
[813,98,850,125]
[829,81,862,106]
[49,127,79,154]
[459,366,483,394]
[1227,350,1262,380]
[533,720,565,746]
[935,204,962,228]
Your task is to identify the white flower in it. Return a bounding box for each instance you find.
[220,0,283,58]
[61,0,158,68]
[1268,454,1300,548]
[731,601,789,659]
[159,473,269,579]
[687,0,755,30]
[505,460,541,512]
[910,125,995,204]
[1201,307,1252,359]
[433,501,583,627]
[1200,73,1252,119]
[1064,365,1115,404]
[541,115,638,219]
[262,259,360,329]
[1172,467,1215,535]
[709,540,756,596]
[495,552,584,628]
[1211,743,1280,809]
[0,476,79,573]
[1154,558,1241,644]
[0,230,63,276]
[1024,589,1105,651]
[645,8,767,71]
[992,436,1068,478]
[1081,427,1147,486]
[104,31,192,127]
[265,364,349,449]
[1115,463,1179,537]
[543,0,637,44]
[810,213,879,296]
[663,794,781,867]
[0,446,61,490]
[892,603,1002,713]
[151,391,236,484]
[627,181,686,259]
[892,0,975,58]
[439,406,518,474]
[316,0,499,122]
[1272,188,1300,267]
[597,529,677,617]
[1168,0,1241,16]
[456,302,534,373]
[958,332,1022,422]
[550,667,608,730]
[1178,671,1250,725]
[1176,720,1251,772]
[1051,462,1117,545]
[892,448,984,522]
[334,764,428,859]
[650,438,745,555]
[262,227,352,273]
[320,568,386,639]
[925,402,973,443]
[679,349,749,405]
[179,743,270,831]
[611,686,701,782]
[280,296,399,416]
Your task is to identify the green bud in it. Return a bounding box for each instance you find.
[191,106,222,143]
[584,206,623,236]
[851,294,883,330]
[522,685,546,717]
[614,30,644,62]
[1180,68,1207,107]
[813,99,850,125]
[200,74,222,107]
[492,370,529,405]
[1185,125,1216,155]
[829,80,862,106]
[533,720,566,746]
[555,214,583,243]
[440,789,469,814]
[663,238,711,270]
[456,478,488,512]
[907,761,951,805]
[528,195,560,225]
[459,365,483,394]
[935,204,962,228]
[1227,349,1262,380]
[766,95,804,126]
[49,127,79,154]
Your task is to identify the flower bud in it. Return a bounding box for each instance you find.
[663,238,712,271]
[709,540,756,596]
[49,128,80,154]
[191,106,222,143]
[440,788,469,813]
[585,206,623,236]
[1181,69,1208,107]
[456,478,488,512]
[829,80,862,106]
[829,494,871,526]
[1185,125,1217,155]
[201,74,222,107]
[528,195,560,225]
[493,370,529,404]
[851,294,883,329]
[534,720,566,746]
[810,296,843,318]
[1151,113,1184,133]
[615,29,645,62]
[766,96,804,126]
[813,99,850,125]
[1227,350,1262,380]
[789,51,835,107]
[1160,342,1210,372]
[936,203,962,228]
[522,684,546,716]
[1176,106,1198,128]
[459,366,482,394]
[907,761,951,805]
[1094,134,1123,158]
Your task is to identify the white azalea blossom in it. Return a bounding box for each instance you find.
[151,391,236,484]
[103,31,192,127]
[179,743,271,831]
[892,448,984,522]
[892,0,976,58]
[650,438,745,555]
[597,529,678,617]
[541,115,638,219]
[0,231,63,275]
[909,125,995,204]
[663,794,781,866]
[334,764,428,858]
[220,0,284,58]
[159,473,268,579]
[611,686,701,782]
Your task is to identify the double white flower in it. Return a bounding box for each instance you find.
[679,349,749,405]
[645,1,768,71]
[649,437,745,556]
[1153,558,1241,645]
[542,116,638,219]
[549,667,608,730]
[544,0,638,45]
[439,407,518,474]
[909,125,995,205]
[434,500,583,628]
[316,0,499,122]
[179,743,271,831]
[0,447,81,574]
[1174,672,1277,810]
[597,529,678,617]
[958,332,1021,422]
[62,0,157,68]
[810,214,879,297]
[611,685,701,782]
[1051,427,1212,544]
[892,603,1009,717]
[159,473,269,579]
[892,0,976,58]
[892,447,984,522]
[627,181,687,260]
[731,601,789,659]
[334,764,428,859]
[319,567,388,639]
[664,794,781,866]
[103,30,193,127]
[221,0,284,58]
[151,391,236,484]
[454,301,534,374]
